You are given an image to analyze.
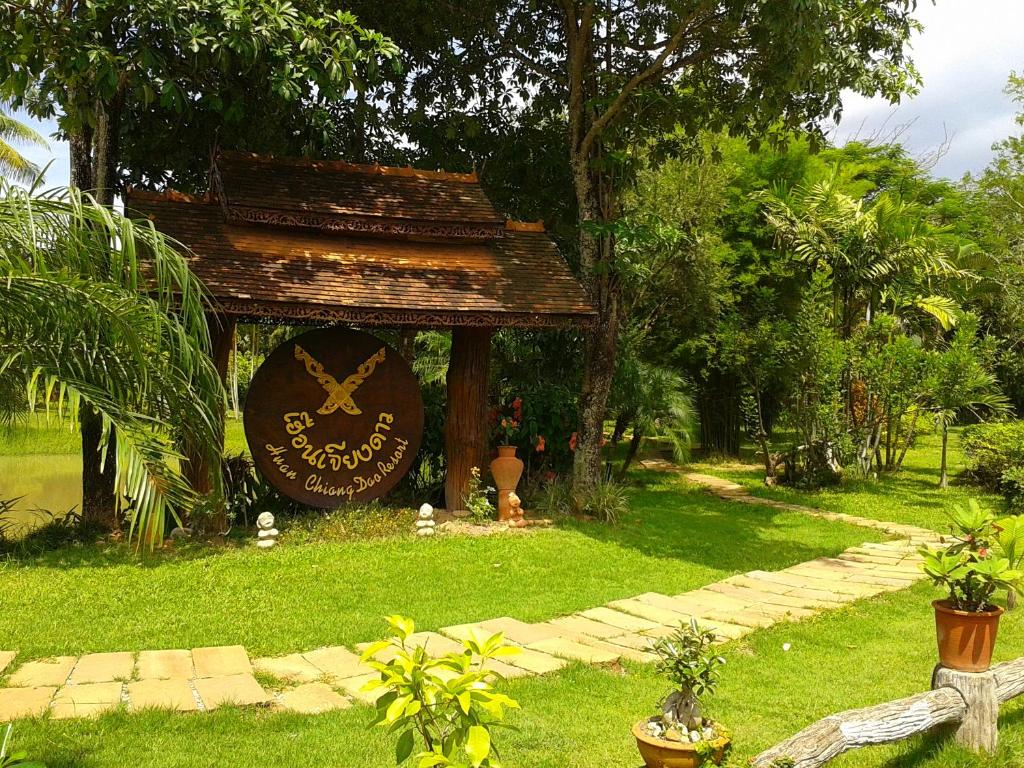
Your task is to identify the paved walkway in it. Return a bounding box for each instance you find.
[0,471,942,722]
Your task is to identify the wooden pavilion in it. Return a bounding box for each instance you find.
[127,151,595,511]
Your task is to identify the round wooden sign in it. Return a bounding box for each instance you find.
[244,327,424,507]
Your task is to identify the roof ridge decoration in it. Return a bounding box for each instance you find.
[217,150,479,184]
[505,219,545,232]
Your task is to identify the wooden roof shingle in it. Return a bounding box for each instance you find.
[127,192,595,329]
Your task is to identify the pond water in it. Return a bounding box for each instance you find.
[0,454,81,535]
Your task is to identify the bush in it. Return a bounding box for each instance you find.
[961,422,1024,489]
[1001,467,1024,515]
[534,478,629,524]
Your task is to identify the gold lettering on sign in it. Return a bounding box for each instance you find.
[342,412,395,469]
[294,345,387,416]
[282,411,346,470]
[265,444,298,480]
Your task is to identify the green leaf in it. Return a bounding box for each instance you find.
[395,729,415,764]
[465,725,491,768]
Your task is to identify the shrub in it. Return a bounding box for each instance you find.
[362,615,519,768]
[961,422,1024,489]
[533,478,628,524]
[463,466,495,521]
[1001,467,1024,515]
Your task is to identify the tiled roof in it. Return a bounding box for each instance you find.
[213,152,505,240]
[127,193,595,328]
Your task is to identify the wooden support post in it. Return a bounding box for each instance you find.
[934,667,999,753]
[184,314,235,533]
[444,327,492,513]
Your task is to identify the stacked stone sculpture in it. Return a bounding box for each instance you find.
[256,512,279,549]
[416,503,436,536]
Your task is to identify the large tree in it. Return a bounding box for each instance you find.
[0,0,396,525]
[340,0,924,486]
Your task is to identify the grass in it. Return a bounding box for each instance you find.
[0,470,877,658]
[3,422,1022,767]
[0,414,249,456]
[7,582,1024,768]
[688,427,1006,533]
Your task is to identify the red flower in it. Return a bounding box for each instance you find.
[569,432,578,451]
[600,437,607,447]
[979,547,989,558]
[501,418,508,428]
[535,435,546,453]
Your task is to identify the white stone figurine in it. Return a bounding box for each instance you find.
[256,511,279,549]
[416,503,436,536]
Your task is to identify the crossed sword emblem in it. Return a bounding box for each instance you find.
[293,345,387,416]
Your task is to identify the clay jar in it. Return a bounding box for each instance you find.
[490,445,524,521]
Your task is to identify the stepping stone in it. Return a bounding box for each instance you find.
[70,652,134,684]
[127,679,198,712]
[0,686,56,720]
[136,650,194,680]
[745,571,855,601]
[277,682,351,714]
[9,657,76,687]
[679,590,755,612]
[548,615,625,640]
[527,637,619,664]
[702,608,776,629]
[0,652,15,675]
[193,674,269,710]
[51,682,123,719]
[579,607,663,633]
[439,622,489,643]
[406,631,467,656]
[481,657,532,679]
[478,617,562,646]
[845,572,918,587]
[607,598,692,627]
[303,646,371,681]
[575,635,657,664]
[332,673,383,705]
[253,654,323,683]
[192,645,252,678]
[501,647,567,675]
[707,581,829,610]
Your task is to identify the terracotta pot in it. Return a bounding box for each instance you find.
[933,599,1003,672]
[632,722,728,768]
[490,446,524,521]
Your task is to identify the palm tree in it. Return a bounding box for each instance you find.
[609,346,694,479]
[760,170,970,336]
[924,317,1011,488]
[0,181,224,549]
[0,111,46,183]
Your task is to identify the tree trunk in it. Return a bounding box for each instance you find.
[185,315,234,534]
[444,327,492,512]
[70,112,121,530]
[940,424,949,489]
[616,426,643,481]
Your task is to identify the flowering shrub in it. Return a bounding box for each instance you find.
[463,467,495,521]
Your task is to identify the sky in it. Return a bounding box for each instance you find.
[12,0,1024,188]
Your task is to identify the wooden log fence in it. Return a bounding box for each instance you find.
[751,658,1024,768]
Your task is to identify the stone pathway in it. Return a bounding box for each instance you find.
[0,468,943,722]
[0,546,936,721]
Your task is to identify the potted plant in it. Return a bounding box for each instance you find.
[920,501,1023,672]
[634,619,731,768]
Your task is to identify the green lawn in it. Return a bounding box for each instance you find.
[7,582,1024,768]
[0,470,876,658]
[3,424,1023,767]
[688,428,1005,532]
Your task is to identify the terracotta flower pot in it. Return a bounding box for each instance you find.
[933,599,1003,672]
[632,722,728,768]
[490,445,524,521]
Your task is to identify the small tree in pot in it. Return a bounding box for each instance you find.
[920,501,1024,672]
[633,619,731,768]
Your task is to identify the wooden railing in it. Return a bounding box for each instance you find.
[751,658,1024,768]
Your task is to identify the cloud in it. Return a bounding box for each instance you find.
[834,0,1023,179]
